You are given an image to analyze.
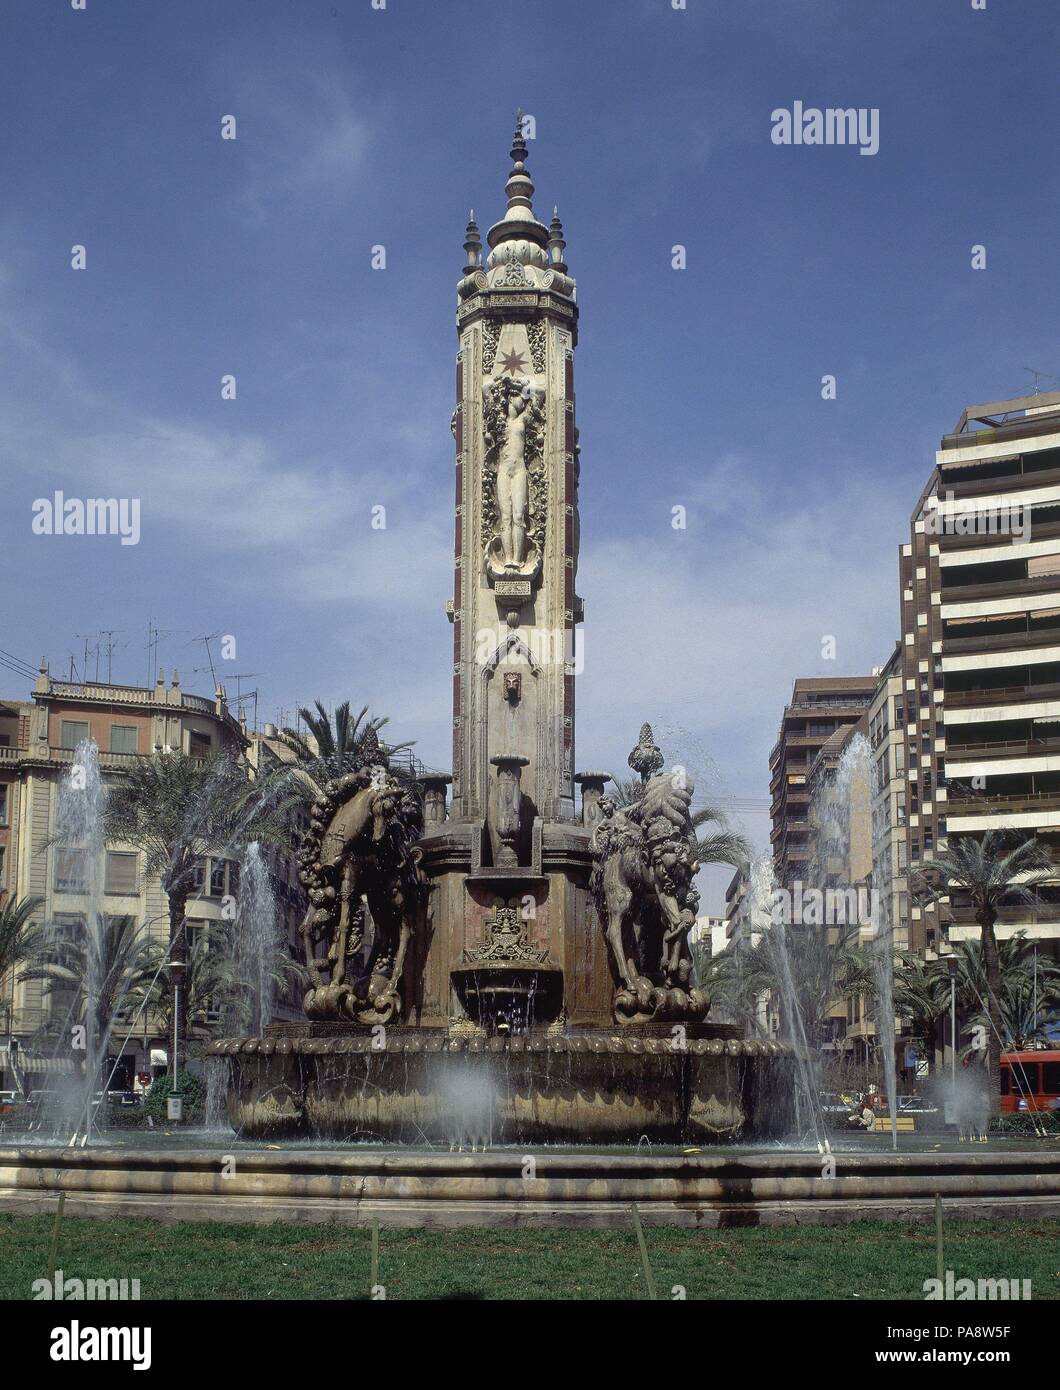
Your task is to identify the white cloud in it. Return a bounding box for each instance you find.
[234,71,371,221]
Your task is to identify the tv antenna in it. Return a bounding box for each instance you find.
[1023,368,1057,396]
[231,674,263,731]
[145,621,182,686]
[187,632,223,690]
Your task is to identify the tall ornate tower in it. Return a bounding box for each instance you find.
[417,118,611,1033]
[449,115,581,826]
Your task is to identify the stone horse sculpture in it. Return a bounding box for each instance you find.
[590,769,709,1025]
[297,766,426,1025]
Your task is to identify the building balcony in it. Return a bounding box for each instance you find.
[942,627,1060,655]
[940,518,1060,554]
[946,789,1060,813]
[945,681,1060,707]
[939,572,1060,606]
[946,735,1060,762]
[948,903,1060,927]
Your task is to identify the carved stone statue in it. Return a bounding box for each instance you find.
[297,767,427,1025]
[590,740,708,1025]
[482,375,546,582]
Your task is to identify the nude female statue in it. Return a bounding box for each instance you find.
[497,384,531,566]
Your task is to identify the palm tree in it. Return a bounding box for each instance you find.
[275,700,415,801]
[698,941,771,1036]
[99,751,294,1079]
[926,933,1060,1055]
[892,950,944,1071]
[916,832,1053,1108]
[708,921,870,1048]
[152,920,306,1043]
[607,776,752,871]
[18,914,165,1092]
[0,894,45,996]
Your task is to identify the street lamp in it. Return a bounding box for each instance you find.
[170,958,186,1121]
[943,953,959,1087]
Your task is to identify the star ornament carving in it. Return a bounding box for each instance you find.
[498,347,528,376]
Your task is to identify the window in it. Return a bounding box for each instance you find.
[55,848,88,894]
[104,851,138,896]
[0,784,7,824]
[189,731,212,759]
[59,720,89,750]
[1043,1062,1060,1094]
[48,914,84,1018]
[109,724,138,754]
[0,733,10,746]
[0,845,5,890]
[209,859,233,897]
[191,858,206,892]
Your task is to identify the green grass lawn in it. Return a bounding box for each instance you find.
[0,1213,1057,1300]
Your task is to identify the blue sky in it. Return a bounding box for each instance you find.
[2,0,1058,908]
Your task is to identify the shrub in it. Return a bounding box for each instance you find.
[142,1071,205,1124]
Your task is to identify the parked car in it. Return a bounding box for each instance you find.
[896,1094,939,1116]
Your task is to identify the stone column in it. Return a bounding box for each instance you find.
[489,755,529,868]
[420,774,452,827]
[574,771,611,831]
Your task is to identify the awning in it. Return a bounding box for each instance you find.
[21,1056,75,1075]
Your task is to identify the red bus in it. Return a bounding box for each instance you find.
[999,1050,1060,1113]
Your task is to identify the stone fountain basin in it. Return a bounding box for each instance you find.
[206,1032,795,1144]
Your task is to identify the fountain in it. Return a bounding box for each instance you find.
[808,730,900,1146]
[208,121,794,1144]
[3,124,1059,1235]
[235,843,279,1035]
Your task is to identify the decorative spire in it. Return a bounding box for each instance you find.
[547,205,567,272]
[510,109,528,165]
[504,109,536,220]
[486,111,549,255]
[628,723,664,784]
[462,209,482,273]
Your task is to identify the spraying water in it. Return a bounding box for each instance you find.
[56,740,106,1141]
[818,732,899,1149]
[236,843,280,1035]
[743,856,829,1146]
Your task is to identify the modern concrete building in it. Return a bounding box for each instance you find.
[769,675,877,889]
[899,389,1060,961]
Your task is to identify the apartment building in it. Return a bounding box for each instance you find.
[769,675,877,889]
[900,389,1060,960]
[0,664,305,1087]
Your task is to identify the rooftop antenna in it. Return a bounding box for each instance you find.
[187,632,222,690]
[1023,368,1056,395]
[231,674,262,731]
[97,629,123,683]
[145,620,182,686]
[74,632,100,683]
